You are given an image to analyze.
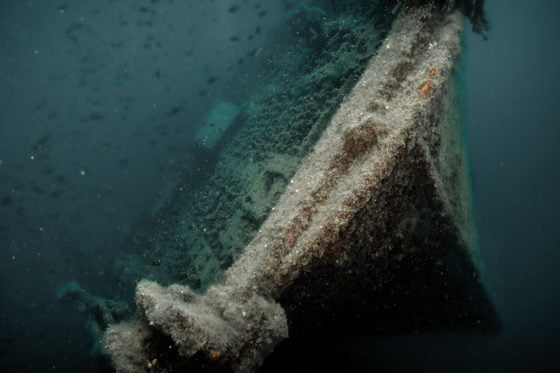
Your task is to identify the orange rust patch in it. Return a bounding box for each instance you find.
[418,80,435,98]
[301,205,317,223]
[283,217,306,249]
[283,228,299,249]
[340,119,384,171]
[428,67,437,79]
[208,349,220,360]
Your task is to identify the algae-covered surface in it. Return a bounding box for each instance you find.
[103,5,499,371]
[114,0,395,293]
[5,0,560,372]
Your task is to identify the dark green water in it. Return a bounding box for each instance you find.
[0,0,559,372]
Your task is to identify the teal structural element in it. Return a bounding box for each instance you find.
[194,102,241,150]
[58,281,129,356]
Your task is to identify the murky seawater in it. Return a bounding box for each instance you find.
[0,1,559,372]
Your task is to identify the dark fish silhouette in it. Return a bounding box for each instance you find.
[32,134,51,150]
[65,23,84,35]
[55,174,69,185]
[249,48,263,57]
[88,113,103,121]
[165,106,184,117]
[50,190,63,198]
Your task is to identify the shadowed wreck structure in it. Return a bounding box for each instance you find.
[104,2,498,372]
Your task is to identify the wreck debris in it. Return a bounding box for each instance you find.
[105,5,497,372]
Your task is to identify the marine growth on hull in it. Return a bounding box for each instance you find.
[62,1,498,372]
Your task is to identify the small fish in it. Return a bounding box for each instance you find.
[65,22,83,35]
[249,47,263,57]
[207,77,217,84]
[117,158,129,166]
[258,10,267,17]
[88,112,103,121]
[49,190,63,198]
[32,134,51,150]
[30,184,46,195]
[55,174,69,184]
[32,98,47,113]
[228,5,240,13]
[230,36,240,42]
[165,106,184,116]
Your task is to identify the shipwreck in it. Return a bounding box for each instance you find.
[98,1,497,372]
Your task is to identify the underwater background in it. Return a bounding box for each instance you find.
[0,0,559,372]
